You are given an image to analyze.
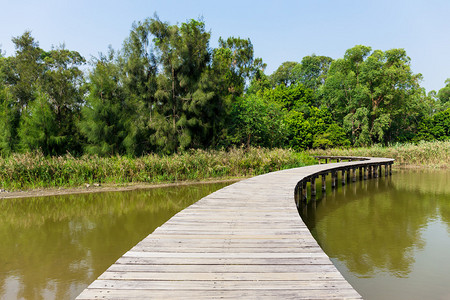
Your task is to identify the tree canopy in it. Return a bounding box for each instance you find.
[0,19,448,157]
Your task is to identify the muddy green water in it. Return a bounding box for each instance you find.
[300,170,450,300]
[0,182,232,300]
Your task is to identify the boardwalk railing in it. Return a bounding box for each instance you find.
[77,156,393,299]
[294,156,394,206]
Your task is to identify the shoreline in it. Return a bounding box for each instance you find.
[0,177,246,200]
[0,163,445,200]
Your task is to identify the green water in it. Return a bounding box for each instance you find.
[300,170,450,300]
[0,182,232,300]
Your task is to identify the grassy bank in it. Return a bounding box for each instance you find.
[0,147,315,191]
[309,140,450,168]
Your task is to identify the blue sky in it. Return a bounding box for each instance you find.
[1,0,448,92]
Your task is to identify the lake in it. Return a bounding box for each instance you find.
[299,169,450,300]
[0,182,232,300]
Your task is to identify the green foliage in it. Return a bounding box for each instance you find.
[0,19,446,163]
[323,45,424,145]
[149,17,212,153]
[260,83,314,112]
[227,95,286,148]
[284,110,312,150]
[415,108,450,141]
[284,106,349,150]
[18,91,63,155]
[79,51,131,155]
[217,36,266,95]
[0,85,19,154]
[270,61,299,86]
[437,78,450,104]
[295,54,333,92]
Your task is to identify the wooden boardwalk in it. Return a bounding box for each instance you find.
[77,157,393,299]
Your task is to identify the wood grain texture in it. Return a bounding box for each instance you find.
[77,157,394,299]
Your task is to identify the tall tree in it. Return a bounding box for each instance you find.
[438,78,450,105]
[217,37,266,96]
[322,45,424,145]
[79,50,130,155]
[149,17,211,152]
[227,94,286,148]
[296,54,333,92]
[18,90,61,154]
[41,46,86,153]
[6,31,45,108]
[0,84,19,154]
[119,20,158,154]
[270,61,299,87]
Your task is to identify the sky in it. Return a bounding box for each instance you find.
[0,0,449,92]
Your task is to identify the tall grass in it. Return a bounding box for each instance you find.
[0,147,315,191]
[309,140,450,168]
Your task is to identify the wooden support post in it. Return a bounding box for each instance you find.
[368,166,372,179]
[389,164,392,175]
[359,167,363,180]
[352,168,357,182]
[311,177,317,197]
[325,158,328,164]
[341,170,346,185]
[385,164,388,177]
[346,168,351,182]
[374,165,378,178]
[321,174,326,192]
[302,181,307,202]
[364,167,368,180]
[378,164,382,177]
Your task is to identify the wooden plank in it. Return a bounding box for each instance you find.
[122,252,328,259]
[115,257,334,265]
[88,279,357,290]
[77,289,362,300]
[106,264,341,273]
[98,272,345,281]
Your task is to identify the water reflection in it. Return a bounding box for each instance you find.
[0,182,232,300]
[300,170,450,299]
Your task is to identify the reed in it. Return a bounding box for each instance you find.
[309,140,450,168]
[0,147,315,191]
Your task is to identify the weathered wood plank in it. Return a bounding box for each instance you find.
[88,279,357,290]
[98,272,345,281]
[77,288,362,300]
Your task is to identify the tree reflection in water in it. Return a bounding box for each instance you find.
[300,170,450,299]
[0,182,231,300]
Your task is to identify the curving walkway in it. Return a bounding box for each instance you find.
[77,157,393,299]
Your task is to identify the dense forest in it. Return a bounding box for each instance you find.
[0,16,449,157]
